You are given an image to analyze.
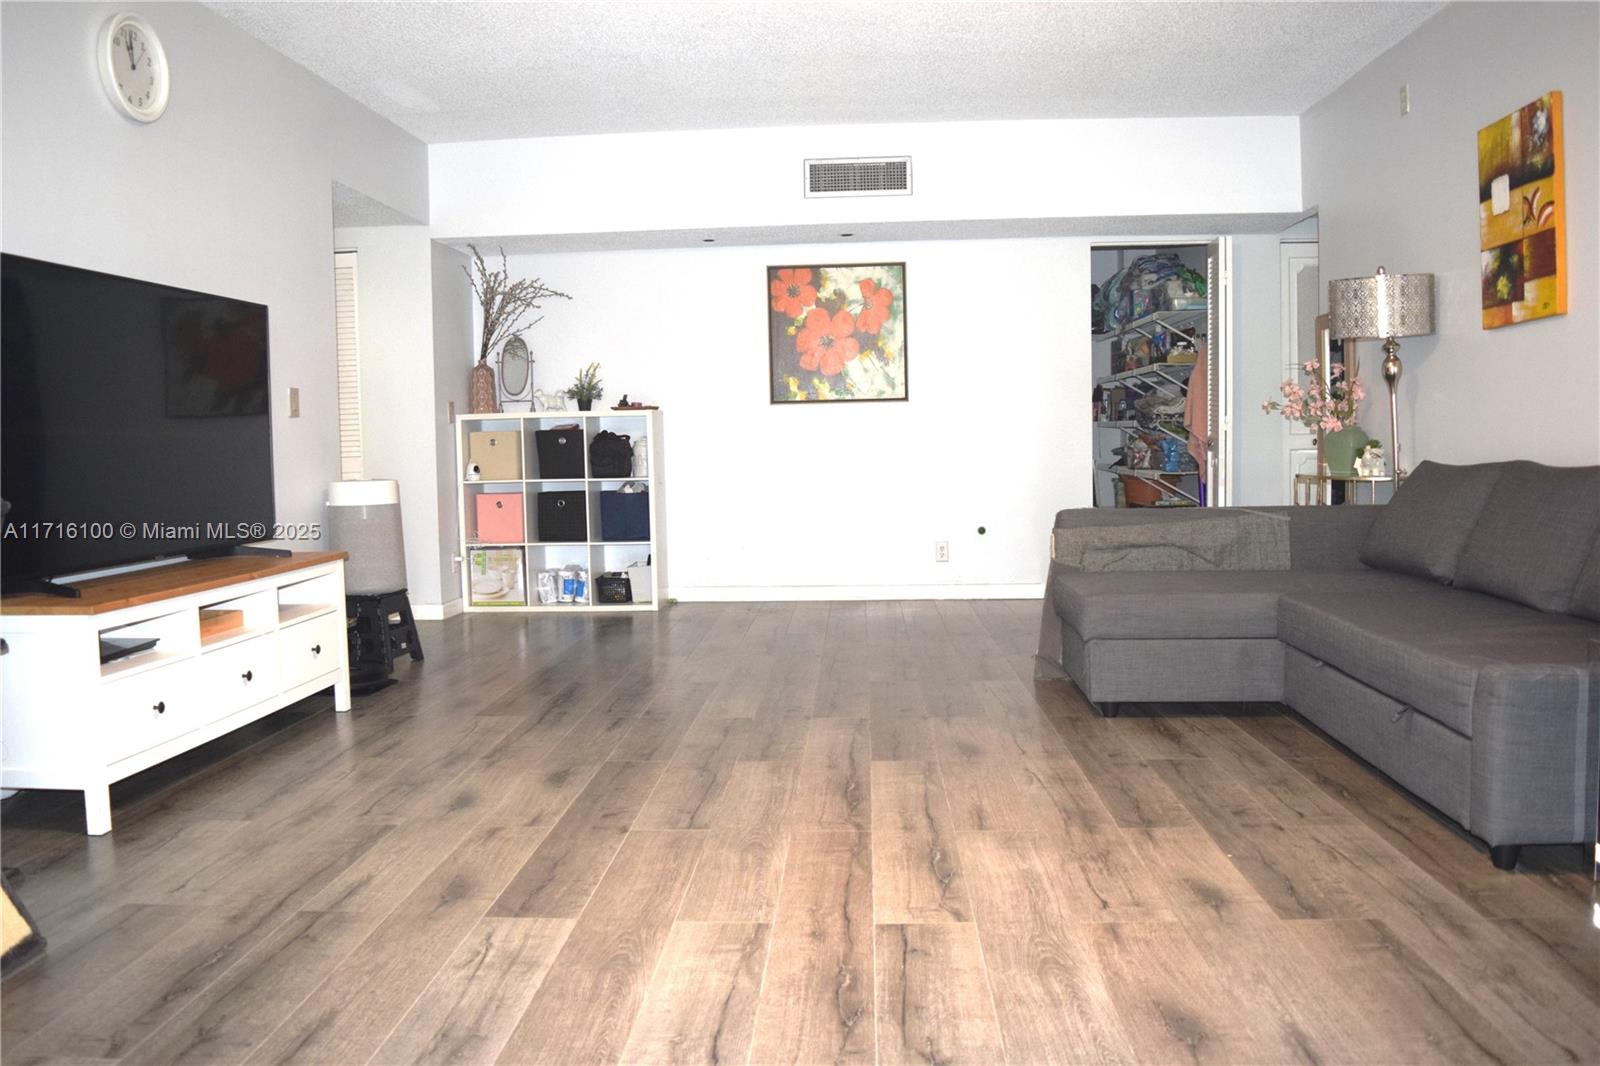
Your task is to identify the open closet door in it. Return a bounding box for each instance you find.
[1205,238,1233,505]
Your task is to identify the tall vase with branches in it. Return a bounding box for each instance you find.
[465,245,570,413]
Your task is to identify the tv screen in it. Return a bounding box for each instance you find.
[1,253,274,585]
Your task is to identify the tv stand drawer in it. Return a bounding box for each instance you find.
[100,667,197,762]
[199,634,280,717]
[280,611,345,691]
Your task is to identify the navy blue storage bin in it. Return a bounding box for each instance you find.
[599,490,649,541]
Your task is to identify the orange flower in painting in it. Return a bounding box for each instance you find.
[855,277,894,334]
[795,307,860,376]
[769,268,817,318]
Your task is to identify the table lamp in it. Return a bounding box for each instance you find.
[1327,267,1435,478]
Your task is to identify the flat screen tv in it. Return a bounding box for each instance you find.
[2,253,274,588]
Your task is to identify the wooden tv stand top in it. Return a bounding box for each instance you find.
[0,551,347,616]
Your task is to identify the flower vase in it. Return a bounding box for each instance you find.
[469,356,500,414]
[1321,424,1369,476]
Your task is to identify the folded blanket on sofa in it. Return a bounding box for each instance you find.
[1052,511,1290,571]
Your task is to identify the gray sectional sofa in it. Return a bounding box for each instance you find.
[1036,460,1600,869]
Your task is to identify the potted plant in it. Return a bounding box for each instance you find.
[566,362,603,411]
[464,245,569,413]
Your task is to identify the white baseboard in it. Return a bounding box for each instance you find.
[410,599,463,621]
[667,583,1044,602]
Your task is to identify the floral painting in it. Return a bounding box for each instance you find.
[767,262,907,403]
[1478,92,1565,329]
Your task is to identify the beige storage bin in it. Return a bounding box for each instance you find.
[469,431,522,481]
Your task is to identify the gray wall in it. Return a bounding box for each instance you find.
[1,1,428,542]
[1301,1,1599,467]
[1230,234,1291,504]
[430,243,473,612]
[328,229,474,613]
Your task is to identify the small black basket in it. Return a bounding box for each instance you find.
[595,572,632,603]
[534,429,585,479]
[536,491,587,542]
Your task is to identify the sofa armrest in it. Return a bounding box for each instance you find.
[1469,657,1599,846]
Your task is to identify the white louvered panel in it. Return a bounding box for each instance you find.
[803,156,912,198]
[333,251,363,480]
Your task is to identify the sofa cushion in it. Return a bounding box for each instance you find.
[1054,570,1325,640]
[1453,461,1600,613]
[1052,511,1289,572]
[1358,461,1502,583]
[1572,534,1600,622]
[1278,573,1600,737]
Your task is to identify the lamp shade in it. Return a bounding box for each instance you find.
[1328,267,1435,340]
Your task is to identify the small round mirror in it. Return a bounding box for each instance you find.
[498,335,531,400]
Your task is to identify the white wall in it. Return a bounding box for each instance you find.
[1301,1,1599,467]
[503,238,1089,599]
[1,1,427,541]
[431,117,1301,240]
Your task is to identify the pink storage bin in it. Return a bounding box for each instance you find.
[475,492,524,543]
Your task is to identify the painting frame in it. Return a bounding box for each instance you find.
[766,261,909,404]
[1477,91,1566,329]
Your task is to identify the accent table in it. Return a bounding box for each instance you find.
[1293,473,1396,506]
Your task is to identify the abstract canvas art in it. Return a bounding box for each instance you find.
[767,262,907,403]
[1478,92,1566,329]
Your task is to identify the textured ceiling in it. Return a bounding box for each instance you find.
[209,1,1442,144]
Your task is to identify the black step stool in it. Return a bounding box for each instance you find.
[347,590,424,688]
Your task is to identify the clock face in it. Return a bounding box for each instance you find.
[98,14,169,122]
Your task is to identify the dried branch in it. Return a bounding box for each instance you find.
[464,244,571,361]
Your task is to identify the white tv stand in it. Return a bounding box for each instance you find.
[0,552,351,834]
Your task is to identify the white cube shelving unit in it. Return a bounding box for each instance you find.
[456,408,663,612]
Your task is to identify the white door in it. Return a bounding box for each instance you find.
[1205,239,1233,505]
[1280,243,1320,499]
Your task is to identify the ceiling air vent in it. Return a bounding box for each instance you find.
[804,156,912,198]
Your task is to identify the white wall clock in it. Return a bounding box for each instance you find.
[97,13,169,123]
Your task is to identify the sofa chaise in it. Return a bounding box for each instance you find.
[1036,460,1600,869]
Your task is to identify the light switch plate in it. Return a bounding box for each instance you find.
[448,400,456,423]
[1400,83,1410,115]
[288,386,300,418]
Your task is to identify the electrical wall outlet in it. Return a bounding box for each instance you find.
[935,541,950,563]
[287,386,300,418]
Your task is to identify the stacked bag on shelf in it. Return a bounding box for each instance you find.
[1093,253,1207,329]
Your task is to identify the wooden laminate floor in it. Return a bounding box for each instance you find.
[2,601,1596,1065]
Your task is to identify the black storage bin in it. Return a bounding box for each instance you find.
[599,490,649,541]
[534,428,586,479]
[536,491,587,542]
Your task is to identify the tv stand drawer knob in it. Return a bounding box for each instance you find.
[311,644,321,655]
[153,701,166,714]
[241,670,253,682]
